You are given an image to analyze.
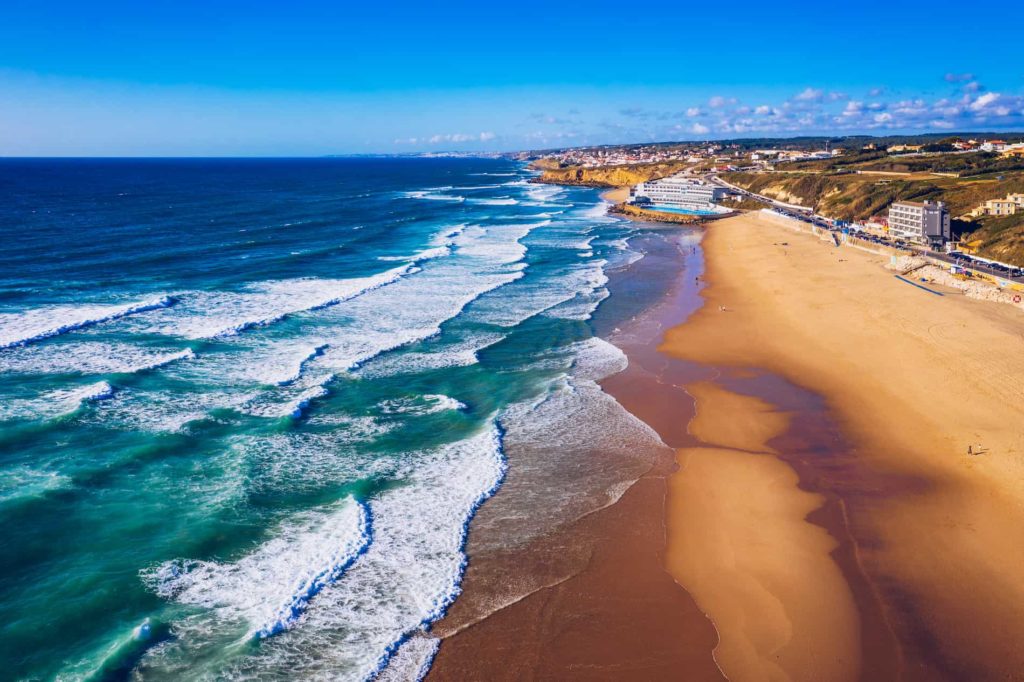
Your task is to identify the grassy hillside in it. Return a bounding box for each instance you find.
[722,170,1024,265]
[961,214,1024,265]
[856,153,1024,178]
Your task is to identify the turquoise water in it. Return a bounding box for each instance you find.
[647,204,718,216]
[0,158,658,680]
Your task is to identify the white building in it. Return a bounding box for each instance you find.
[888,200,951,246]
[630,175,732,213]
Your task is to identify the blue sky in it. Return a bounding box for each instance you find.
[2,0,1023,155]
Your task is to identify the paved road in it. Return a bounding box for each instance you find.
[707,175,1024,284]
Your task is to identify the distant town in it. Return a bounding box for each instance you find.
[516,133,1024,270]
[520,135,1024,171]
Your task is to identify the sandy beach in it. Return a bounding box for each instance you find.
[668,382,861,682]
[428,208,1024,680]
[427,230,725,681]
[600,186,629,203]
[662,212,1024,679]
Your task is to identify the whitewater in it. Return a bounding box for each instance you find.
[0,157,654,681]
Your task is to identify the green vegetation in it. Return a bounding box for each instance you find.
[857,152,1024,177]
[723,166,1024,265]
[774,150,1024,178]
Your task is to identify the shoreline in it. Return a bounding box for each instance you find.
[661,211,1024,678]
[426,223,726,680]
[427,189,1024,679]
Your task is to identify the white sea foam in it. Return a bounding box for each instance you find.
[378,394,466,416]
[524,184,565,204]
[311,222,542,373]
[226,421,401,496]
[95,220,537,430]
[468,197,518,206]
[241,377,332,420]
[575,201,614,220]
[144,496,372,639]
[90,387,259,433]
[377,635,440,682]
[466,259,608,328]
[566,336,629,381]
[214,341,328,387]
[136,426,505,681]
[0,380,115,421]
[126,266,412,340]
[377,246,449,262]
[401,191,466,203]
[354,330,506,379]
[467,337,660,554]
[212,426,506,680]
[0,342,193,376]
[375,224,466,264]
[544,286,611,322]
[0,295,174,349]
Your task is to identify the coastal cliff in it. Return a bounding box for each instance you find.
[532,161,689,188]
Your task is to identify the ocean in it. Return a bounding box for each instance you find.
[0,158,682,680]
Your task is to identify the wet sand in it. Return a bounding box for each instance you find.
[663,212,1024,680]
[427,230,724,680]
[669,382,861,681]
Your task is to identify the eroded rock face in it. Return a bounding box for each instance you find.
[531,161,690,188]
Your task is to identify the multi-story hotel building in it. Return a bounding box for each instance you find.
[630,175,732,212]
[887,200,951,246]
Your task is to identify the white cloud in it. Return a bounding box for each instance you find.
[423,131,498,144]
[795,87,823,101]
[575,81,1024,143]
[969,92,1000,111]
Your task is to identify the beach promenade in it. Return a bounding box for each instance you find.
[663,212,1024,680]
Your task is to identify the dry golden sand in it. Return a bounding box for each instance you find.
[663,212,1024,679]
[599,187,630,203]
[669,383,861,682]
